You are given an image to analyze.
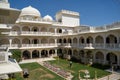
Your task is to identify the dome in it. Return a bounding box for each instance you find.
[43,15,53,21]
[20,6,41,17]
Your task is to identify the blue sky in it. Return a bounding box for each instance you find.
[9,0,120,26]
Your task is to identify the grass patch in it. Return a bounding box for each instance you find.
[49,58,111,80]
[15,62,64,80]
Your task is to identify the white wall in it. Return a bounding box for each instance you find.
[62,15,80,27]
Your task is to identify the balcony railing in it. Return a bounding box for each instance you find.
[2,31,55,36]
[0,43,120,50]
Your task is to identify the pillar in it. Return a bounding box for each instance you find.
[55,38,57,46]
[39,50,41,58]
[30,51,32,59]
[55,49,57,56]
[47,50,49,57]
[55,28,57,35]
[9,38,12,47]
[103,53,107,65]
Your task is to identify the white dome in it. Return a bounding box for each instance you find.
[20,6,41,17]
[43,15,53,21]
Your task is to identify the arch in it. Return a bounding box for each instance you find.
[22,26,30,31]
[22,38,30,44]
[49,49,55,56]
[95,36,104,43]
[73,49,78,55]
[57,28,62,33]
[41,50,48,57]
[12,38,20,44]
[79,37,85,44]
[41,38,48,43]
[79,50,85,57]
[32,50,39,58]
[86,50,93,58]
[63,38,67,43]
[73,37,78,44]
[32,39,39,44]
[23,50,30,59]
[41,27,47,32]
[68,49,72,55]
[57,39,62,43]
[49,28,54,33]
[32,27,39,32]
[0,38,9,45]
[106,52,117,64]
[68,38,72,43]
[106,34,117,43]
[95,51,104,60]
[86,36,93,44]
[12,26,20,31]
[49,38,55,43]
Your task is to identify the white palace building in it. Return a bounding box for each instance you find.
[0,0,120,70]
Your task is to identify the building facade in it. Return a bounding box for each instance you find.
[0,0,120,67]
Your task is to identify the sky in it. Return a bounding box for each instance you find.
[9,0,120,27]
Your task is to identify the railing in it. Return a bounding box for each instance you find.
[16,18,61,25]
[21,43,57,47]
[2,31,55,36]
[0,43,120,50]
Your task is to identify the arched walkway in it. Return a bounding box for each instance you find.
[12,26,20,31]
[86,36,93,44]
[106,35,117,43]
[49,49,55,56]
[106,53,117,64]
[41,38,48,44]
[22,38,30,44]
[12,38,20,44]
[32,50,39,58]
[95,51,104,64]
[22,50,30,59]
[68,38,72,43]
[0,38,9,45]
[49,28,54,33]
[41,50,48,57]
[32,39,39,44]
[57,28,62,33]
[95,36,104,43]
[22,26,30,31]
[79,37,84,44]
[32,27,39,32]
[49,39,55,43]
[63,38,67,43]
[73,37,77,44]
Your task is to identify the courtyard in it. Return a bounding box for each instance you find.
[15,58,111,80]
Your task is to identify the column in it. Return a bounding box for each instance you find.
[55,28,57,35]
[77,37,79,47]
[55,38,57,46]
[47,50,49,57]
[103,53,107,65]
[55,49,57,57]
[39,50,41,58]
[93,52,96,63]
[103,36,106,48]
[9,38,12,47]
[30,51,32,59]
[117,54,120,66]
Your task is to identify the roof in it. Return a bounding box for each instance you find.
[0,58,22,75]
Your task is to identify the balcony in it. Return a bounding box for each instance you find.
[0,44,58,49]
[0,43,120,50]
[58,43,120,50]
[2,31,55,36]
